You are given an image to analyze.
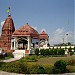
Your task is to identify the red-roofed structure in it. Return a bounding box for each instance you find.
[0,15,15,52]
[0,12,49,57]
[40,31,48,40]
[12,23,39,38]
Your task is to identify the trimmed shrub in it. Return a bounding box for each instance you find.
[58,48,65,55]
[52,67,61,74]
[70,52,74,56]
[40,49,45,56]
[53,49,58,55]
[54,60,67,73]
[44,49,49,55]
[49,49,54,55]
[30,65,45,74]
[68,47,72,52]
[0,61,28,74]
[43,64,53,74]
[35,48,39,55]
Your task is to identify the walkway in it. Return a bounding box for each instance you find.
[0,71,75,75]
[2,58,20,62]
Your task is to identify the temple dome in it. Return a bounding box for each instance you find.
[2,15,15,31]
[40,31,48,39]
[12,23,39,38]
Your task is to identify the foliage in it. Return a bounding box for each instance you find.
[34,48,39,55]
[0,61,28,74]
[54,60,67,73]
[70,52,74,56]
[67,59,75,66]
[67,65,75,73]
[68,47,72,52]
[44,49,49,55]
[58,48,65,55]
[40,49,45,56]
[49,49,54,55]
[29,65,45,74]
[6,52,14,58]
[74,47,75,52]
[0,54,5,59]
[52,67,61,74]
[21,55,37,62]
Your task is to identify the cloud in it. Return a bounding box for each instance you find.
[32,26,37,30]
[0,21,5,36]
[1,21,5,27]
[50,28,74,45]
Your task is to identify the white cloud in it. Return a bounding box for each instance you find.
[1,21,5,27]
[50,28,74,45]
[54,28,64,35]
[0,21,5,36]
[32,26,37,30]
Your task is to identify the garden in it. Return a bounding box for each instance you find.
[0,48,75,74]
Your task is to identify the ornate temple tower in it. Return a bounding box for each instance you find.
[1,10,15,52]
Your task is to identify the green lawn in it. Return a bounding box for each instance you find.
[27,55,75,65]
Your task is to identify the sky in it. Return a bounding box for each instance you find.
[0,0,74,45]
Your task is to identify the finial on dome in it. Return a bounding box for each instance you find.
[7,7,11,16]
[26,23,28,24]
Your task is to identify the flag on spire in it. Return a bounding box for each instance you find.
[7,7,10,16]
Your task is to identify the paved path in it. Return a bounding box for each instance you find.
[0,71,75,75]
[0,71,24,75]
[2,58,20,62]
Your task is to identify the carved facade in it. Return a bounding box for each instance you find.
[0,15,15,52]
[0,15,49,54]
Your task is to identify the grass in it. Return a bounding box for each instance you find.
[26,55,75,65]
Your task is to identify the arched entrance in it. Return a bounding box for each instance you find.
[18,38,28,50]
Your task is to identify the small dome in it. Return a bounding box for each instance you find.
[12,23,39,38]
[2,15,15,31]
[40,31,48,39]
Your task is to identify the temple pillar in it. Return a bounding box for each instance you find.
[38,38,40,48]
[27,36,31,51]
[46,39,48,47]
[14,38,16,50]
[11,40,13,50]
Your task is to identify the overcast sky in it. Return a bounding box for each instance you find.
[0,0,74,45]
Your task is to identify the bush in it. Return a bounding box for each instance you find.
[35,48,39,55]
[0,61,28,74]
[40,49,45,56]
[6,52,14,58]
[49,49,54,55]
[43,64,53,74]
[67,65,75,73]
[52,67,61,74]
[53,49,58,55]
[44,49,49,55]
[0,54,5,59]
[54,60,67,73]
[70,52,74,56]
[24,55,37,62]
[68,59,75,66]
[58,49,65,55]
[30,65,45,74]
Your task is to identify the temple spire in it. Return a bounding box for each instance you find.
[7,7,11,16]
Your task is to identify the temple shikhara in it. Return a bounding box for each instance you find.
[0,9,49,58]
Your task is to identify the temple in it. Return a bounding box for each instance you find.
[0,12,49,58]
